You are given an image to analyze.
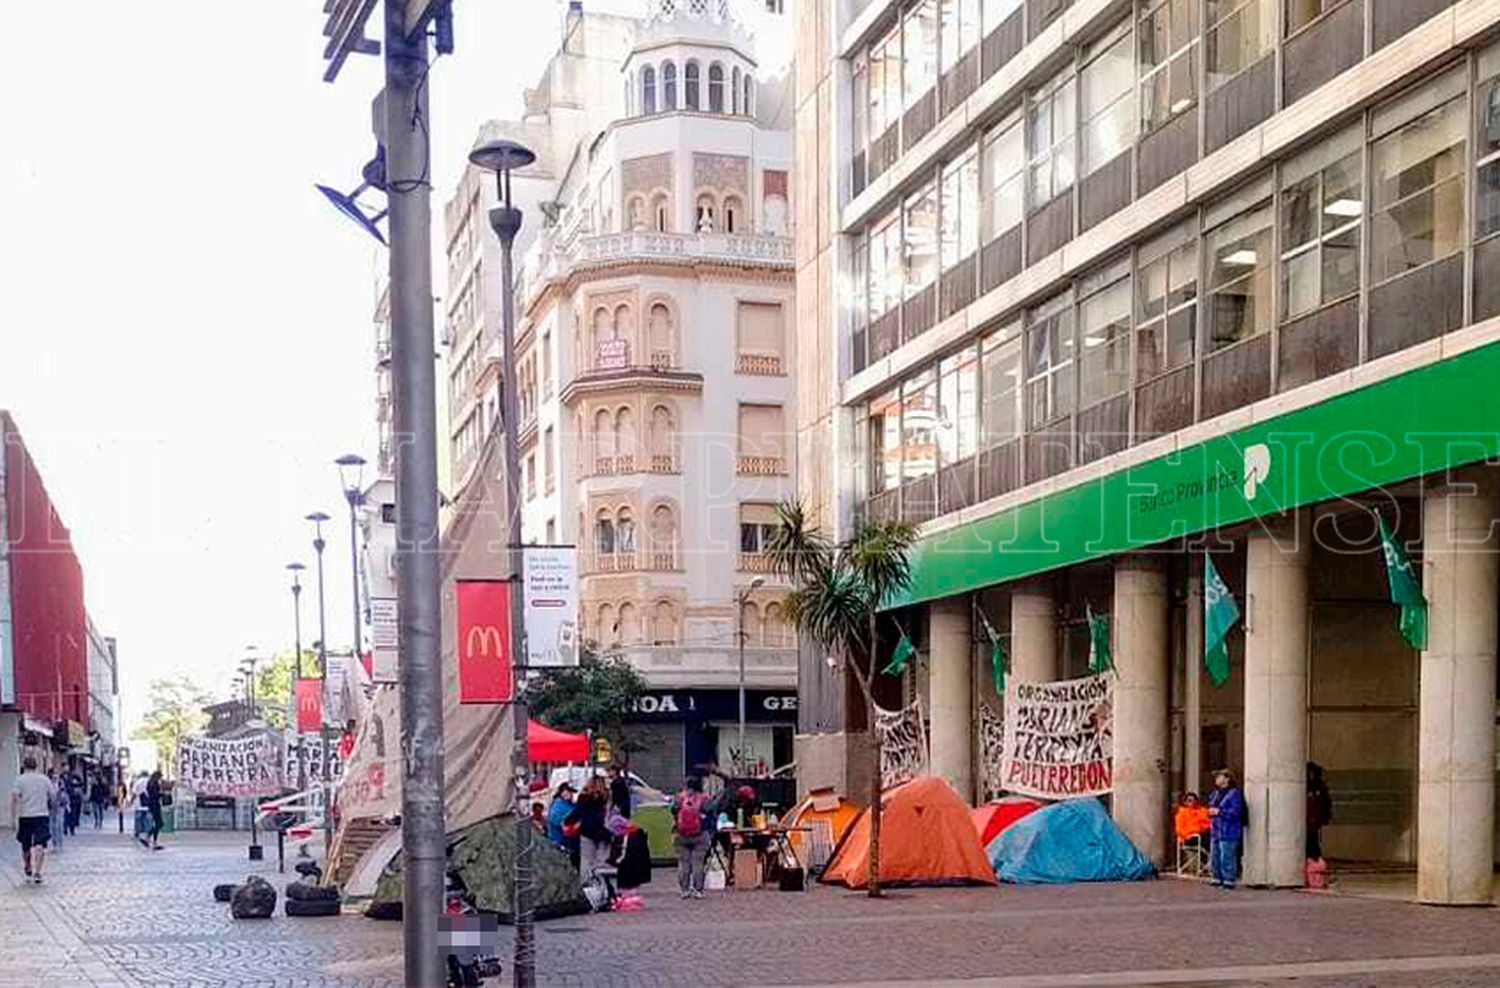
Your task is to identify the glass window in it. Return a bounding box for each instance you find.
[905,0,939,107]
[981,325,1022,445]
[709,63,726,113]
[1371,95,1466,285]
[1028,68,1077,209]
[1478,59,1500,239]
[869,208,903,319]
[1140,0,1200,133]
[941,147,981,267]
[663,62,678,109]
[982,113,1025,239]
[853,54,869,155]
[1078,277,1132,408]
[982,0,1022,35]
[1081,23,1136,176]
[1025,295,1075,427]
[851,238,870,336]
[1206,200,1274,351]
[904,181,940,294]
[940,0,981,75]
[870,388,902,492]
[902,369,939,481]
[870,24,903,139]
[642,65,657,115]
[1207,0,1275,90]
[1280,143,1362,321]
[685,61,701,110]
[938,345,979,464]
[1136,235,1198,380]
[1285,0,1346,35]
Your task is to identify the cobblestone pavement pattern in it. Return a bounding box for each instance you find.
[5,828,1500,987]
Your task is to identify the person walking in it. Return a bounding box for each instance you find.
[10,756,56,884]
[606,764,632,820]
[65,774,83,837]
[565,777,611,882]
[144,770,166,851]
[1306,762,1333,860]
[45,769,64,852]
[670,776,711,900]
[131,772,150,846]
[1207,769,1247,889]
[89,775,109,830]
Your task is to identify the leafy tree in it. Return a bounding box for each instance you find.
[524,648,647,762]
[253,650,320,729]
[133,676,213,777]
[767,501,918,898]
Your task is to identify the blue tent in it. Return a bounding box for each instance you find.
[987,798,1156,884]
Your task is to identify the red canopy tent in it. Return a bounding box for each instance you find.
[527,720,589,762]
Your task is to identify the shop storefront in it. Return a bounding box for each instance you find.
[618,688,798,787]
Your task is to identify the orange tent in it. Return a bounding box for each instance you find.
[823,776,996,888]
[784,788,862,869]
[971,796,1044,848]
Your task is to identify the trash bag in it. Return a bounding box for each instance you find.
[285,881,340,902]
[230,876,278,919]
[285,897,341,917]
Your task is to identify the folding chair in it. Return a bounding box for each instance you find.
[1176,835,1209,878]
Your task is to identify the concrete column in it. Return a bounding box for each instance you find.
[1419,476,1498,905]
[1010,580,1058,682]
[1112,556,1171,867]
[1184,565,1204,797]
[1242,517,1310,888]
[928,598,974,800]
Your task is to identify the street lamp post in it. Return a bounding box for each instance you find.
[288,562,307,793]
[240,651,262,860]
[735,577,766,775]
[469,137,538,988]
[336,454,367,665]
[306,512,333,855]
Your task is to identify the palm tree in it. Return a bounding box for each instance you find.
[767,501,918,897]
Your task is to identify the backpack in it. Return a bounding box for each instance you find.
[675,793,706,838]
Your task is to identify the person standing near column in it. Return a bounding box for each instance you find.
[11,757,56,884]
[1208,770,1246,888]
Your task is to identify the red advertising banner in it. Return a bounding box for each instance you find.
[295,678,324,733]
[456,580,513,703]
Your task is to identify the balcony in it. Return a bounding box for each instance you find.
[735,352,785,376]
[737,552,778,574]
[737,455,786,477]
[590,551,638,573]
[586,549,679,574]
[593,454,635,476]
[649,454,678,474]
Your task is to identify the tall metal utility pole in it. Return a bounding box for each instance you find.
[385,4,446,986]
[288,562,307,793]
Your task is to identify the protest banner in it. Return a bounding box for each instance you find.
[177,733,284,797]
[1000,673,1114,799]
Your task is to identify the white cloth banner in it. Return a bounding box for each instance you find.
[178,733,283,797]
[1000,673,1114,799]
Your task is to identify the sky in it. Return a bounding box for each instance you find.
[0,1,579,742]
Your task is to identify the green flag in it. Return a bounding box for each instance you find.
[1087,604,1112,674]
[1204,554,1240,687]
[882,630,916,676]
[979,610,1007,694]
[1378,517,1428,650]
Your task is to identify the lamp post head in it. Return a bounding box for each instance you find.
[468,139,536,179]
[749,576,766,591]
[335,453,367,501]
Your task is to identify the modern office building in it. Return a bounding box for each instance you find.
[442,0,798,784]
[794,0,1500,902]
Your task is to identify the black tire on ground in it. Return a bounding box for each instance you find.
[284,897,342,917]
[212,883,239,903]
[365,900,403,921]
[284,881,341,902]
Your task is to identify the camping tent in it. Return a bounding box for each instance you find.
[528,720,588,762]
[971,796,1044,848]
[783,788,862,871]
[988,798,1156,884]
[822,776,995,889]
[371,814,588,922]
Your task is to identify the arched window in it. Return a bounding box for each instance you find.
[663,61,678,109]
[615,407,636,469]
[708,62,725,113]
[731,66,742,114]
[595,509,616,555]
[626,194,648,231]
[685,60,701,110]
[650,191,670,233]
[742,601,763,646]
[743,75,754,117]
[591,307,612,365]
[652,601,679,645]
[598,603,617,646]
[649,403,676,470]
[614,304,634,348]
[723,195,744,234]
[650,503,677,567]
[617,507,637,554]
[618,602,640,645]
[695,193,717,233]
[641,65,657,115]
[647,302,674,369]
[765,602,786,647]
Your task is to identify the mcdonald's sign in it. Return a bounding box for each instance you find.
[456,580,513,703]
[295,678,323,733]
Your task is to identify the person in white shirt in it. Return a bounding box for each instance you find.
[10,756,57,884]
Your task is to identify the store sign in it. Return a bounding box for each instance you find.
[524,547,578,668]
[1000,674,1114,799]
[629,690,799,721]
[295,678,323,733]
[456,580,513,703]
[894,341,1500,607]
[370,597,399,683]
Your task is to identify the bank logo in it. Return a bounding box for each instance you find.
[1243,444,1271,500]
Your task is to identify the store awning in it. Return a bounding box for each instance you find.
[528,720,588,763]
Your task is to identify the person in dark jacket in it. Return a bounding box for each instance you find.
[612,820,652,891]
[145,771,166,850]
[607,764,632,820]
[89,776,110,829]
[1306,762,1333,860]
[565,777,611,881]
[1207,769,1246,888]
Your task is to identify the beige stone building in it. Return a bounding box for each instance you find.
[794,0,1500,902]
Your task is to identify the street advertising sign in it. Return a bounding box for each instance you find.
[295,678,324,733]
[456,580,513,703]
[595,339,630,371]
[370,596,399,683]
[1000,674,1114,799]
[524,547,578,668]
[178,734,283,798]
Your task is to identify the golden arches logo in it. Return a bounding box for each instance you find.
[465,625,506,658]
